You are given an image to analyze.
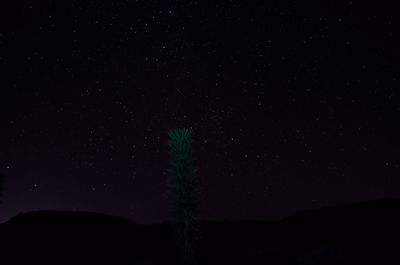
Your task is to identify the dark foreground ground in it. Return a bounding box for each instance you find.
[0,197,399,265]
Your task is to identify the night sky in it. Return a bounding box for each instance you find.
[0,0,399,224]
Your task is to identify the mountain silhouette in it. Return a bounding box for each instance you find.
[281,196,400,238]
[0,210,178,264]
[0,197,399,264]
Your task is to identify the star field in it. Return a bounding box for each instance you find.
[0,0,399,224]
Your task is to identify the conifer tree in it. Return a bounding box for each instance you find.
[167,128,201,265]
[0,172,4,206]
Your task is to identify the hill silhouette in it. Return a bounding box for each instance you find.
[0,210,178,264]
[0,197,399,264]
[281,196,400,238]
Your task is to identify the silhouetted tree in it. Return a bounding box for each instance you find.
[167,128,201,265]
[0,172,4,206]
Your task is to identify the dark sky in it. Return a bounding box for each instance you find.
[0,0,399,224]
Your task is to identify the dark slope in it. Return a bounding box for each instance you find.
[0,210,177,264]
[0,197,399,264]
[281,196,400,238]
[199,196,400,241]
